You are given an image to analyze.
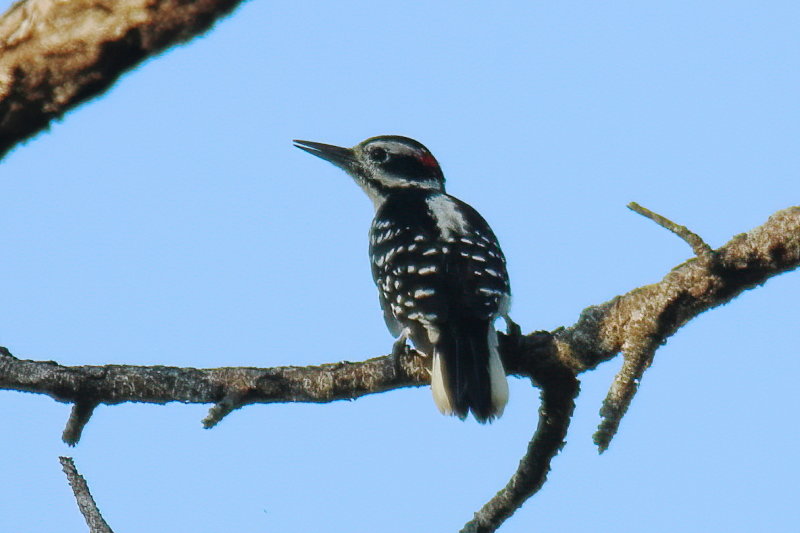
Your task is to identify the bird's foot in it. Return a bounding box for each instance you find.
[391,328,412,358]
[392,337,410,358]
[504,315,522,338]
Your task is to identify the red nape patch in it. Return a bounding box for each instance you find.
[419,153,440,169]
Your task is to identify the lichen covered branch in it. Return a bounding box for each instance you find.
[554,206,800,448]
[0,346,431,441]
[2,207,799,531]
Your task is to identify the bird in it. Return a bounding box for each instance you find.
[293,135,511,423]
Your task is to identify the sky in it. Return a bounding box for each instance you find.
[1,2,798,532]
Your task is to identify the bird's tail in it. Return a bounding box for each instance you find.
[430,319,509,423]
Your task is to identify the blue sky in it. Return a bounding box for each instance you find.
[1,2,798,532]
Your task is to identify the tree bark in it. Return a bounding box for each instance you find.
[0,0,244,158]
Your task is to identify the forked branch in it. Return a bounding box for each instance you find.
[3,206,799,532]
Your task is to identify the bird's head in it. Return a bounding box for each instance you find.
[294,135,445,207]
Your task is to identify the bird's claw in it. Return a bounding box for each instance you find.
[391,336,411,358]
[504,315,522,338]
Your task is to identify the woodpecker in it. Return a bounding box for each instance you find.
[293,136,511,422]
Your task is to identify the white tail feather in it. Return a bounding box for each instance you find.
[430,327,509,420]
[488,324,509,418]
[431,351,454,415]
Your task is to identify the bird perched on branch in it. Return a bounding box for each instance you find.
[294,136,511,422]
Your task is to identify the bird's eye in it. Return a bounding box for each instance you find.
[369,147,389,163]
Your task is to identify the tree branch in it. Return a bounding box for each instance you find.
[3,206,799,531]
[60,456,114,533]
[553,206,800,450]
[0,345,431,437]
[0,0,245,159]
[628,201,714,260]
[463,336,579,533]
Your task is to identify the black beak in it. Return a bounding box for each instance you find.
[293,140,356,172]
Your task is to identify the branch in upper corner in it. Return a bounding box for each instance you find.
[60,457,115,533]
[0,0,245,159]
[628,201,714,260]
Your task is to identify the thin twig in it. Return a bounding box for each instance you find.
[59,457,115,533]
[63,401,99,446]
[628,202,714,260]
[593,338,657,452]
[203,391,246,428]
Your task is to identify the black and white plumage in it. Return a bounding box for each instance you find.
[293,135,511,422]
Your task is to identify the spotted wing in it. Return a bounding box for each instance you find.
[369,216,441,339]
[440,197,511,321]
[368,194,510,348]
